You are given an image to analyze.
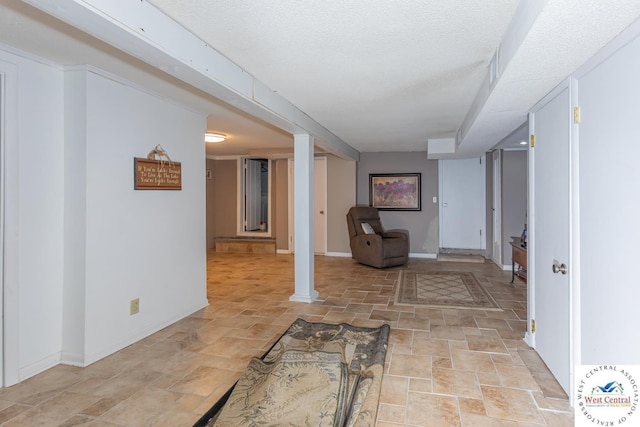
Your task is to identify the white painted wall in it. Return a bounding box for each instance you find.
[1,47,209,383]
[0,48,65,383]
[63,68,208,365]
[577,31,640,364]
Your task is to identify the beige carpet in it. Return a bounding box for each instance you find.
[395,270,501,310]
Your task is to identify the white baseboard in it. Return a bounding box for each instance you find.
[19,352,61,382]
[325,252,351,258]
[524,331,534,348]
[409,253,438,259]
[502,264,514,271]
[323,252,437,259]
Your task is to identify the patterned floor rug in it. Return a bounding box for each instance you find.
[395,270,502,310]
[193,318,390,427]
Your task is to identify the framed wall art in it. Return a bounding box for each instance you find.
[369,173,421,211]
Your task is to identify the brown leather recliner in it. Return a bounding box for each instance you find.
[346,206,409,268]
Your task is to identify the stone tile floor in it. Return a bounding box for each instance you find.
[0,252,574,426]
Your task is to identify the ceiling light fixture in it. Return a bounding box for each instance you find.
[519,141,528,145]
[205,132,226,143]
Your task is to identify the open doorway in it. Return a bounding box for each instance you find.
[238,157,272,237]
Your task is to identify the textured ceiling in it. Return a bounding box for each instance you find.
[3,1,640,157]
[147,0,519,152]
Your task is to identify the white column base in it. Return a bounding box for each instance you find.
[289,291,319,303]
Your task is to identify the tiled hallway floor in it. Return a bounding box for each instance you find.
[0,253,574,426]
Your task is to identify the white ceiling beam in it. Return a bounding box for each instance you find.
[22,0,359,161]
[457,0,548,156]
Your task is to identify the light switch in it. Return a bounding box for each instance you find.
[432,197,437,203]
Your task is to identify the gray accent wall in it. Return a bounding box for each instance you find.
[327,156,356,254]
[205,159,216,248]
[211,159,238,240]
[356,152,439,254]
[485,152,494,259]
[501,150,528,264]
[274,159,289,250]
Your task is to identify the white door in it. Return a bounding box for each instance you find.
[313,158,327,254]
[288,158,327,254]
[439,157,486,250]
[492,150,502,265]
[530,84,571,394]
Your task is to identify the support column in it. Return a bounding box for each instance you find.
[289,134,318,303]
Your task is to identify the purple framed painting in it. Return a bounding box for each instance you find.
[369,173,421,211]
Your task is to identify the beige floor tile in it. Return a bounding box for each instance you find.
[388,354,432,378]
[466,334,509,353]
[380,375,409,405]
[432,367,482,399]
[377,403,406,423]
[459,412,519,426]
[406,392,461,426]
[458,397,485,415]
[408,378,432,393]
[481,385,546,424]
[494,363,541,391]
[451,349,496,372]
[412,335,450,358]
[0,253,571,426]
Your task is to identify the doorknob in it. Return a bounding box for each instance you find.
[320,210,324,214]
[552,260,567,275]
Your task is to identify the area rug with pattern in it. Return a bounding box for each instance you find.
[395,270,501,310]
[193,318,390,427]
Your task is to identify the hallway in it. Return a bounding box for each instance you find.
[0,253,573,426]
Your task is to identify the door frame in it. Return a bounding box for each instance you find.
[236,157,273,237]
[0,61,21,386]
[287,157,327,254]
[491,150,502,266]
[438,156,486,250]
[313,157,327,255]
[526,77,581,400]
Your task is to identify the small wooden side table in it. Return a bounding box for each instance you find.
[510,242,527,284]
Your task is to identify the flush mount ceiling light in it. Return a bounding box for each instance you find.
[519,141,528,145]
[205,132,226,143]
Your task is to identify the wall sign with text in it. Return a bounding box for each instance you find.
[134,158,182,190]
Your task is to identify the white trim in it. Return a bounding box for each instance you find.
[206,154,242,161]
[325,252,351,258]
[0,60,20,386]
[0,43,63,69]
[526,111,536,350]
[289,291,319,303]
[64,65,206,116]
[491,150,502,266]
[409,253,438,259]
[569,76,581,399]
[501,264,514,271]
[314,157,327,255]
[61,300,208,369]
[523,332,534,348]
[237,157,273,238]
[22,0,359,160]
[18,353,61,382]
[287,158,294,252]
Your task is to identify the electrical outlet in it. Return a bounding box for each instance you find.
[130,298,140,315]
